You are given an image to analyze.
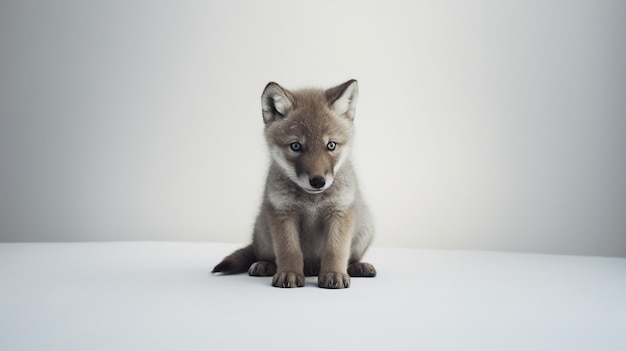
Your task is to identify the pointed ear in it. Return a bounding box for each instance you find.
[261,82,294,124]
[326,79,358,120]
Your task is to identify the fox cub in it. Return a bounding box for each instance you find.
[212,80,375,289]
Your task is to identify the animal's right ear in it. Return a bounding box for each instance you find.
[261,82,294,124]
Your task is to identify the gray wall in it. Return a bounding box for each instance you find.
[1,0,625,257]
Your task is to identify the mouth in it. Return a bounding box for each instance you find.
[303,187,326,194]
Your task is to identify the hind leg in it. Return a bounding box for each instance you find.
[248,261,276,276]
[348,262,377,277]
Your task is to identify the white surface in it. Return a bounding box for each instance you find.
[1,1,625,257]
[1,242,625,351]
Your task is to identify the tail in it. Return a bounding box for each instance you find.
[212,244,256,275]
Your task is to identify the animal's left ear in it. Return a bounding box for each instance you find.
[326,79,359,120]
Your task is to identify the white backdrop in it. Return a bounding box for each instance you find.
[1,0,625,257]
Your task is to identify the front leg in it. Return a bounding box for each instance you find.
[268,211,305,288]
[319,208,355,289]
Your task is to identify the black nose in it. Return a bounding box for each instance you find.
[309,176,326,189]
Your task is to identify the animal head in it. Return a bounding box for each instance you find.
[261,80,359,194]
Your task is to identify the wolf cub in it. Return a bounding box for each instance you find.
[212,80,376,289]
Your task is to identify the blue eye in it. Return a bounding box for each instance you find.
[290,142,302,151]
[327,141,337,151]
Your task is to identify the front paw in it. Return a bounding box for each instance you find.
[318,272,350,289]
[272,271,305,288]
